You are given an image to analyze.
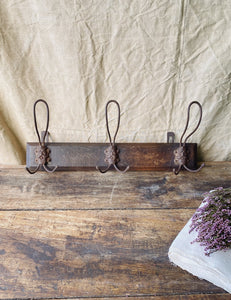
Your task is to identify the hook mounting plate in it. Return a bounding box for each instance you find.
[167,132,175,143]
[26,142,198,171]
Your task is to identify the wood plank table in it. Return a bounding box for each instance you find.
[0,162,230,299]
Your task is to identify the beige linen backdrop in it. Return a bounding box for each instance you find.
[0,0,231,165]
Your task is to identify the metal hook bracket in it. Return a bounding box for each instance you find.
[96,100,129,174]
[167,132,175,143]
[27,141,199,172]
[173,101,204,175]
[26,99,58,174]
[35,144,51,165]
[26,100,202,173]
[173,145,204,175]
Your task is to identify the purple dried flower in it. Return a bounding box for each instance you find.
[189,187,231,256]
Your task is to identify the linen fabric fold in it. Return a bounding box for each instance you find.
[1,0,231,164]
[168,210,231,293]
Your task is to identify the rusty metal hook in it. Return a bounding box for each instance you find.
[96,100,129,173]
[180,101,203,146]
[173,101,204,175]
[26,99,58,174]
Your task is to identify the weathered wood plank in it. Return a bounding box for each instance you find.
[0,162,230,210]
[55,296,229,300]
[26,142,198,171]
[0,209,225,299]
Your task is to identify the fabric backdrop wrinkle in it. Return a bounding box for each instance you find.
[0,0,231,165]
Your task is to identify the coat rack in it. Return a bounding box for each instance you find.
[26,100,204,174]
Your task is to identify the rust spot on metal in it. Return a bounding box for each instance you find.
[96,100,129,174]
[26,99,57,174]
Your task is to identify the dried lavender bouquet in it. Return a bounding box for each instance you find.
[189,187,231,256]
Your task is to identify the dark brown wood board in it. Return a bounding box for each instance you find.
[26,142,198,171]
[0,162,230,299]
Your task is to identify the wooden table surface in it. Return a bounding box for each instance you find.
[0,162,230,299]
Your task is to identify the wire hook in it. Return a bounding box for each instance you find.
[173,101,204,175]
[96,100,129,173]
[180,101,203,146]
[26,99,58,174]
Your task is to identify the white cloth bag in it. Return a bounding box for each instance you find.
[168,213,231,293]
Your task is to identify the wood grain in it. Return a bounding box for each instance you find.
[59,296,231,300]
[26,142,197,171]
[0,209,226,299]
[0,162,230,210]
[0,163,230,299]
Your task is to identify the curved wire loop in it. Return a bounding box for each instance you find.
[96,100,129,174]
[173,101,204,175]
[180,101,203,146]
[26,99,57,174]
